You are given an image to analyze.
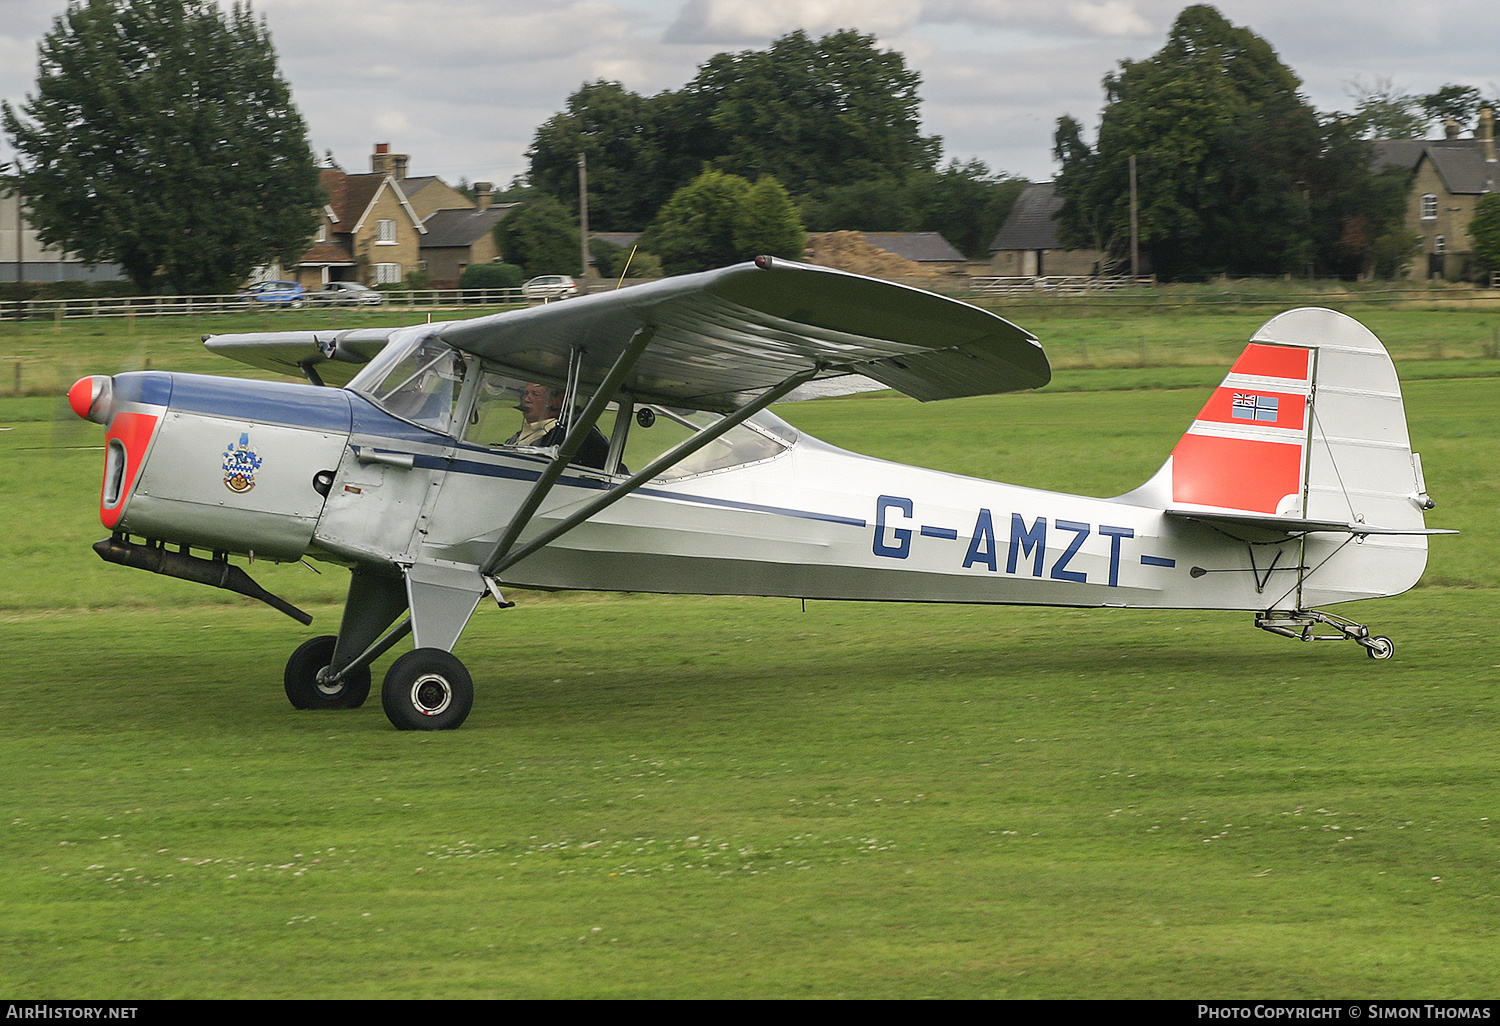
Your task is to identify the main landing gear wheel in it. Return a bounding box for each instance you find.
[381,648,473,731]
[284,635,372,710]
[1363,635,1395,660]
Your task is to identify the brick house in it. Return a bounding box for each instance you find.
[418,182,518,288]
[296,144,427,288]
[1373,109,1497,280]
[297,145,522,288]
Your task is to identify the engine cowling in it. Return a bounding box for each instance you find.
[71,371,353,560]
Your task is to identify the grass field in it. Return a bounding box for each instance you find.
[0,305,1496,997]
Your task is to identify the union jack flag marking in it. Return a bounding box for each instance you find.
[1232,393,1279,423]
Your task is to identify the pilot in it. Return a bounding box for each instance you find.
[508,383,611,470]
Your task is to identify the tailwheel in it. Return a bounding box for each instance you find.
[284,635,372,709]
[1255,610,1396,661]
[382,648,473,731]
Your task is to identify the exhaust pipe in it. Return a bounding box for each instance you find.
[93,536,313,625]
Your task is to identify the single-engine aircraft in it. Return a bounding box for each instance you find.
[68,258,1452,730]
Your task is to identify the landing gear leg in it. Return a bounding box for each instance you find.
[282,568,408,712]
[1255,609,1395,660]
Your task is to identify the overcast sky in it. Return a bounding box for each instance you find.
[3,0,1497,199]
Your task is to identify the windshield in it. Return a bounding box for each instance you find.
[349,332,466,434]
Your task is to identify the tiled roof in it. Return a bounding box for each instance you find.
[300,243,354,264]
[1425,147,1497,194]
[1369,138,1496,193]
[420,205,516,248]
[989,182,1064,252]
[862,231,966,262]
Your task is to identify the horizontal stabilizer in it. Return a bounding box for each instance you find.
[1165,509,1457,537]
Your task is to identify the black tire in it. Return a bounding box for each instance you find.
[284,635,371,710]
[382,649,473,730]
[1365,635,1394,660]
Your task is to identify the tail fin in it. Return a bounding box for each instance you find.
[1119,308,1435,603]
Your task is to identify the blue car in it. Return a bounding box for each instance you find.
[240,280,307,308]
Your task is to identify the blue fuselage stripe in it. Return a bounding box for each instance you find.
[164,373,353,432]
[408,446,868,528]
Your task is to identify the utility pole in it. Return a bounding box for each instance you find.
[1128,154,1139,282]
[9,172,26,322]
[577,152,589,292]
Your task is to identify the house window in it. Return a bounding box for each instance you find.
[1421,194,1437,220]
[374,262,402,284]
[315,224,327,243]
[377,219,396,244]
[1434,235,1445,255]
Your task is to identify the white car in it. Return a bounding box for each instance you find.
[313,282,385,307]
[521,275,580,300]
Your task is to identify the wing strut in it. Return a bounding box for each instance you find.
[483,364,818,580]
[480,327,656,576]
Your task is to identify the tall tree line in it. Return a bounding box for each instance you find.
[524,30,1026,263]
[1051,5,1447,280]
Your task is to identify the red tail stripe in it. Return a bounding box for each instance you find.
[1229,343,1311,381]
[1171,433,1304,515]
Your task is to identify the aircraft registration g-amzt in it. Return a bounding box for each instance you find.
[68,258,1452,730]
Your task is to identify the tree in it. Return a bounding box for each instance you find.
[1421,85,1484,134]
[903,161,1028,259]
[731,177,805,262]
[644,170,807,275]
[526,80,674,232]
[1470,194,1500,272]
[524,30,942,224]
[495,194,579,278]
[1053,4,1404,279]
[3,0,322,294]
[798,161,1026,258]
[1345,77,1427,140]
[589,237,662,279]
[643,170,753,275]
[685,30,940,194]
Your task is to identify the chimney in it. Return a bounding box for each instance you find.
[371,142,392,175]
[1444,118,1461,141]
[1480,108,1496,163]
[475,182,493,209]
[393,155,408,180]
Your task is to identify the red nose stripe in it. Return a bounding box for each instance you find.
[100,412,159,529]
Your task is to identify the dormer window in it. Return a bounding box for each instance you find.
[1421,194,1437,220]
[315,224,327,243]
[377,219,396,244]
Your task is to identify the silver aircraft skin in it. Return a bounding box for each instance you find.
[68,259,1449,730]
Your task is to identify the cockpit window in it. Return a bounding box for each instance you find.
[350,336,794,478]
[350,334,465,434]
[623,406,787,481]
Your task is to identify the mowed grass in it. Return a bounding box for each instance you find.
[0,308,1496,997]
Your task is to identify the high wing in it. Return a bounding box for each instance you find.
[207,259,1050,409]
